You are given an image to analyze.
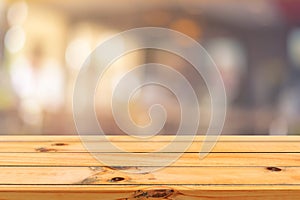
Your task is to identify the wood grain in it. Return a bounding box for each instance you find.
[1,186,300,200]
[0,135,299,199]
[0,152,300,167]
[1,141,300,152]
[0,166,299,185]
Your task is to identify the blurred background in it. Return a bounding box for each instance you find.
[0,0,300,135]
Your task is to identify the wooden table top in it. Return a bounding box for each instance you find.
[0,135,299,200]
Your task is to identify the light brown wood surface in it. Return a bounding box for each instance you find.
[0,135,299,199]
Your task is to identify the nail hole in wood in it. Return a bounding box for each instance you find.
[109,177,125,182]
[266,167,282,172]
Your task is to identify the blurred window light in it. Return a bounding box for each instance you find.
[65,38,91,70]
[10,56,33,98]
[37,59,65,112]
[288,28,300,68]
[20,98,43,126]
[95,35,141,104]
[7,1,28,26]
[206,37,246,72]
[4,25,26,53]
[206,37,246,101]
[10,56,64,113]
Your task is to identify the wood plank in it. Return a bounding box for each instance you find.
[0,186,299,200]
[1,135,300,142]
[0,141,300,153]
[0,166,299,185]
[0,152,299,167]
[0,136,299,199]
